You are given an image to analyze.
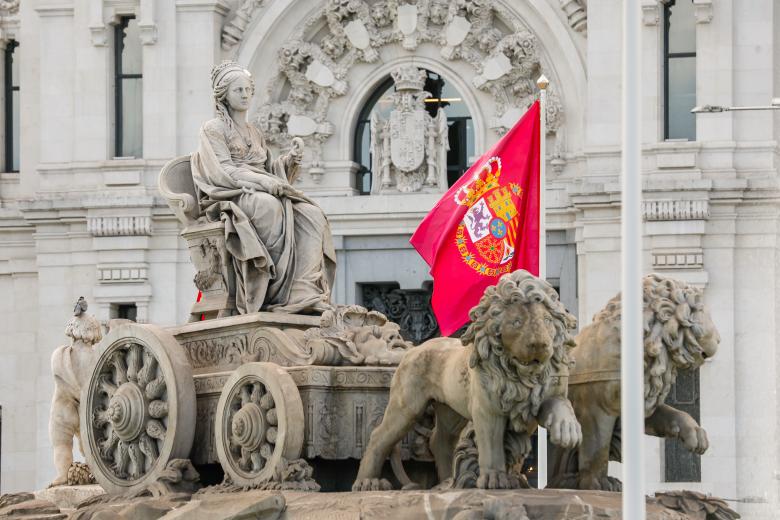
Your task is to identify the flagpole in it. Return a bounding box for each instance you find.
[536,74,548,489]
[621,0,645,517]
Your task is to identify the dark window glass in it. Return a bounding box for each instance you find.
[664,0,696,140]
[116,304,138,321]
[115,17,143,158]
[5,40,19,172]
[353,71,474,194]
[664,368,701,482]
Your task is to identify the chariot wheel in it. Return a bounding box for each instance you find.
[215,362,304,487]
[80,323,196,495]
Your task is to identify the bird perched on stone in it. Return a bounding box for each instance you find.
[73,296,88,316]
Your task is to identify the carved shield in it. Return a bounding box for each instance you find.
[390,110,426,172]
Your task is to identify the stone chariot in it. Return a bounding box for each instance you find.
[78,156,423,495]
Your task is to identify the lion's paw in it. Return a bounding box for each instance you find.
[476,469,514,490]
[352,478,393,492]
[679,424,709,455]
[577,473,622,492]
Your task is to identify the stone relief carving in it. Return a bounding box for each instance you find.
[369,65,449,193]
[642,199,709,221]
[287,305,414,365]
[254,0,565,182]
[559,0,586,33]
[49,297,103,487]
[222,0,266,52]
[0,0,19,15]
[87,216,152,237]
[361,284,439,344]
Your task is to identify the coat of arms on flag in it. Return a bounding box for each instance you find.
[454,157,523,277]
[410,101,540,335]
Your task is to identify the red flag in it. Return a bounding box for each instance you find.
[410,101,540,335]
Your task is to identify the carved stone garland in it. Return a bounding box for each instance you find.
[251,0,565,185]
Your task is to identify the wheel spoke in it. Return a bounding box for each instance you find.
[266,408,277,426]
[239,447,250,470]
[137,350,157,387]
[110,351,129,385]
[250,451,264,472]
[100,430,119,458]
[138,433,159,472]
[114,441,130,478]
[148,400,168,419]
[126,344,142,383]
[259,393,273,411]
[250,383,263,404]
[145,376,166,400]
[127,441,143,479]
[240,385,251,407]
[146,419,167,440]
[97,374,117,399]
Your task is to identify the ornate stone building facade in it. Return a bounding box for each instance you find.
[0,0,777,518]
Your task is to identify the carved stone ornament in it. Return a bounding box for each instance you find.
[293,304,414,365]
[559,0,586,33]
[254,0,565,181]
[80,323,197,495]
[222,0,266,52]
[49,298,104,487]
[368,65,449,193]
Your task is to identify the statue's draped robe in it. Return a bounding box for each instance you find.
[191,118,336,314]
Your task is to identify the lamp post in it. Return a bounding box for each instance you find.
[691,98,780,113]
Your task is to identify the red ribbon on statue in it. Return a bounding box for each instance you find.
[410,101,541,336]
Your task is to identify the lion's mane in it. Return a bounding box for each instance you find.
[592,273,711,411]
[461,270,577,432]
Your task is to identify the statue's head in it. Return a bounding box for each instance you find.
[211,61,255,115]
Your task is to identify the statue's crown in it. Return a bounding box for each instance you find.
[391,66,426,92]
[211,60,250,87]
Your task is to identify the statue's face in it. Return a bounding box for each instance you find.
[698,306,720,360]
[499,301,556,370]
[225,74,253,112]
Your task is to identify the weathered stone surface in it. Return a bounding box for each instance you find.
[354,271,579,491]
[33,485,103,511]
[62,488,711,519]
[549,275,721,491]
[0,497,64,519]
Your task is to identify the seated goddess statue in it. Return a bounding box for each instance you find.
[191,61,336,314]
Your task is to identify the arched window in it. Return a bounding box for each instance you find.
[664,0,696,140]
[354,70,475,194]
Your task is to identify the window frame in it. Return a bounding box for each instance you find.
[114,16,142,158]
[663,0,697,141]
[4,40,19,173]
[354,76,395,195]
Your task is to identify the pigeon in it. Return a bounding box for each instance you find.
[73,296,88,316]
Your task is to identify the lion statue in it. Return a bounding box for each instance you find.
[548,274,720,491]
[353,270,582,491]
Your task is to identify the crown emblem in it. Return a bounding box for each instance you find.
[391,65,427,92]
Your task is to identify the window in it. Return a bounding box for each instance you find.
[664,0,696,140]
[5,40,19,172]
[114,17,142,158]
[112,303,138,321]
[354,70,475,194]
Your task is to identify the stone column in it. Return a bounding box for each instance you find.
[175,0,230,154]
[35,4,75,164]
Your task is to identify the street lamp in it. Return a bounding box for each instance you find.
[691,98,780,112]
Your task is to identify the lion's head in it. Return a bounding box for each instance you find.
[461,270,577,431]
[593,274,720,409]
